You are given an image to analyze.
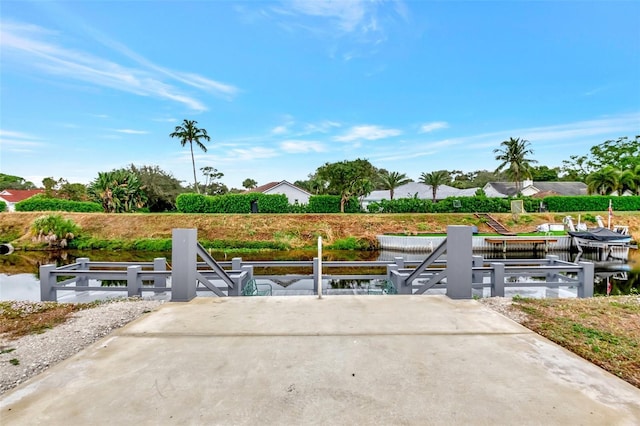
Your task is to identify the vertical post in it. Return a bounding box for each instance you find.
[394,257,405,269]
[472,255,483,287]
[171,228,198,302]
[127,265,142,297]
[232,257,242,271]
[76,257,89,287]
[40,264,56,301]
[578,261,594,298]
[446,226,473,299]
[317,237,323,299]
[491,263,505,297]
[153,258,167,288]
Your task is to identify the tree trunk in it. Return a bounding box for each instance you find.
[190,141,199,194]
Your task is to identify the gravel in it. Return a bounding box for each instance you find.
[479,296,528,324]
[0,299,163,395]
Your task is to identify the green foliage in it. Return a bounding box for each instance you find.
[307,195,360,213]
[176,193,290,213]
[0,173,36,190]
[316,159,377,212]
[327,237,370,250]
[543,196,640,212]
[170,119,211,194]
[15,195,102,212]
[0,200,6,212]
[128,164,183,212]
[31,214,79,248]
[88,170,147,213]
[367,197,432,213]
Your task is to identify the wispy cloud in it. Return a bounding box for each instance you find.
[0,129,44,153]
[228,147,279,161]
[303,120,341,134]
[114,129,150,135]
[280,140,326,153]
[334,125,402,142]
[0,20,239,111]
[271,125,289,135]
[419,121,449,133]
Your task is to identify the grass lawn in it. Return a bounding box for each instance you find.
[511,295,640,389]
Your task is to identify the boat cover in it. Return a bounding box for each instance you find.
[568,227,631,242]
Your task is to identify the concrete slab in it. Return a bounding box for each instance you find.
[2,295,639,425]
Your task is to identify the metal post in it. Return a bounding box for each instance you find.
[545,254,559,298]
[153,258,167,288]
[491,263,505,297]
[578,261,594,298]
[394,257,405,269]
[472,255,483,287]
[317,237,323,299]
[76,257,89,287]
[171,228,198,302]
[40,264,56,301]
[446,226,473,299]
[313,257,319,293]
[232,257,242,271]
[127,265,142,297]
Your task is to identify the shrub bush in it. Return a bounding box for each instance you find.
[307,195,360,213]
[31,214,79,248]
[0,200,6,212]
[542,195,640,212]
[16,195,102,212]
[176,193,290,213]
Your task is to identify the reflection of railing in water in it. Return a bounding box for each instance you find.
[39,227,597,301]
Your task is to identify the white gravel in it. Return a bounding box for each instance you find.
[0,299,163,395]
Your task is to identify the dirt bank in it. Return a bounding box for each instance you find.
[1,211,638,249]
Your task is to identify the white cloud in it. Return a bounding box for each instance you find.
[271,125,288,135]
[334,125,402,142]
[280,140,326,153]
[229,147,279,161]
[419,121,449,133]
[0,20,239,111]
[114,129,150,135]
[0,129,44,153]
[302,120,341,134]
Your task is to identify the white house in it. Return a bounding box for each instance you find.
[245,181,311,205]
[483,179,588,198]
[362,182,479,208]
[0,189,44,211]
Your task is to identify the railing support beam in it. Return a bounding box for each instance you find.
[171,229,198,302]
[446,226,473,299]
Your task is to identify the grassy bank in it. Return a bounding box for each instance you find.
[510,296,640,389]
[2,211,639,251]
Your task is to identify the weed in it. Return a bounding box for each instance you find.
[1,348,16,355]
[9,358,19,366]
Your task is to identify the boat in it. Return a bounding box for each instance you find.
[567,227,632,246]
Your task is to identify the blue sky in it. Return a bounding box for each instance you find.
[1,1,639,190]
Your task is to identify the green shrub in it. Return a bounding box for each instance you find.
[307,195,360,213]
[0,201,6,212]
[543,196,640,212]
[31,214,79,248]
[176,193,290,213]
[327,237,370,250]
[16,195,102,212]
[367,198,432,213]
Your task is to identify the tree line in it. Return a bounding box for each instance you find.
[1,117,637,213]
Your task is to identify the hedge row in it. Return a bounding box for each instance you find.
[0,200,6,212]
[176,193,290,213]
[15,195,103,212]
[368,196,639,213]
[306,195,360,213]
[543,196,640,212]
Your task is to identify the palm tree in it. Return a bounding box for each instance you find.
[493,137,537,194]
[586,166,619,195]
[170,119,211,193]
[419,170,449,202]
[378,171,411,200]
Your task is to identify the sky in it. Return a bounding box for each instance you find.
[1,1,639,190]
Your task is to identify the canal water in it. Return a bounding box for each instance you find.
[1,249,638,301]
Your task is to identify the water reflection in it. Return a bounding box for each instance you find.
[0,248,637,300]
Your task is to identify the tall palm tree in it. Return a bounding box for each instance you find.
[419,170,449,202]
[493,137,537,194]
[170,119,211,193]
[379,171,411,200]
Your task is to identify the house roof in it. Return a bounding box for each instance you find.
[0,189,44,203]
[364,182,472,201]
[244,180,311,196]
[484,181,588,197]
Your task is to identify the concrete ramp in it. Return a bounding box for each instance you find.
[2,296,639,425]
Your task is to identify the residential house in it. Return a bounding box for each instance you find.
[362,182,479,208]
[483,179,588,198]
[245,181,311,205]
[0,189,44,211]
